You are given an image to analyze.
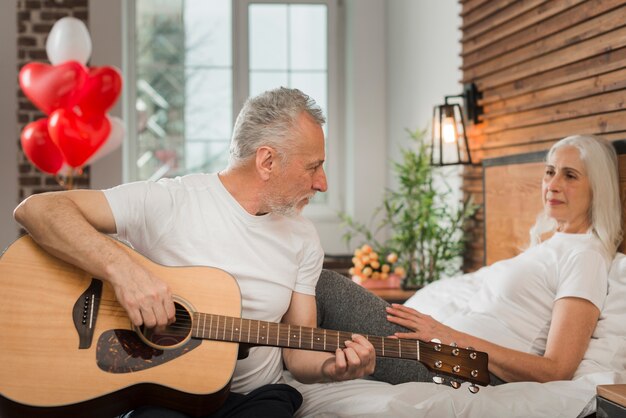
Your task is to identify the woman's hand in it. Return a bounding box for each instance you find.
[386,304,455,344]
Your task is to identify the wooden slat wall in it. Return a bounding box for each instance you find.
[460,0,626,271]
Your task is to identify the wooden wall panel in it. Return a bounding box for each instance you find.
[461,0,585,55]
[460,0,626,271]
[464,6,626,81]
[484,160,544,265]
[463,0,623,69]
[462,0,548,42]
[483,67,626,116]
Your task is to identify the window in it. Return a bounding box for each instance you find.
[127,0,340,217]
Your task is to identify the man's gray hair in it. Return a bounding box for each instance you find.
[529,135,622,258]
[229,87,326,165]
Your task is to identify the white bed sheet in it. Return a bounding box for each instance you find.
[284,370,626,418]
[292,253,626,417]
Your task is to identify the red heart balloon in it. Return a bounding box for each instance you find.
[20,118,65,174]
[48,108,111,167]
[19,61,87,115]
[74,66,122,117]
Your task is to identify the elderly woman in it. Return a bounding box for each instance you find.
[316,134,622,385]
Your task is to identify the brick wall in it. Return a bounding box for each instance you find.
[16,0,90,203]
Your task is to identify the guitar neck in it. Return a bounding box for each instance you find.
[192,312,420,360]
[190,312,491,387]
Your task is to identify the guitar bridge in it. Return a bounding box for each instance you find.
[72,278,102,349]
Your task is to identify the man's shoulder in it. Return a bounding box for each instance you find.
[159,173,214,188]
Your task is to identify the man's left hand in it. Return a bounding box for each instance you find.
[321,334,376,381]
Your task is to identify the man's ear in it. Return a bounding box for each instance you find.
[256,146,275,181]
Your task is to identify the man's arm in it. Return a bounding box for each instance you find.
[14,190,175,327]
[281,291,376,384]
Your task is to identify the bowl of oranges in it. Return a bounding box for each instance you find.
[349,244,405,289]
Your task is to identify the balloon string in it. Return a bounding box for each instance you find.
[55,169,74,190]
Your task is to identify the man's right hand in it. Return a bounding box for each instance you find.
[108,261,176,328]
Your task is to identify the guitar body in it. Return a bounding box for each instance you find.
[0,236,242,418]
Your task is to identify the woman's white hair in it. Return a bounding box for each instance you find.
[529,135,622,258]
[228,87,325,166]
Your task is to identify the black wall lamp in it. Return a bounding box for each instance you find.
[431,82,483,166]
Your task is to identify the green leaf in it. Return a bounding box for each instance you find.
[337,128,481,286]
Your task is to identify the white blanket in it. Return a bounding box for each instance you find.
[284,370,626,417]
[291,253,626,417]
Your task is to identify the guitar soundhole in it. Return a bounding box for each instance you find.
[138,301,192,350]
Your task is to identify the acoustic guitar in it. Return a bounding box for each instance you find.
[0,236,489,418]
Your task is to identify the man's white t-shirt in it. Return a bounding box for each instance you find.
[444,232,609,355]
[103,173,324,394]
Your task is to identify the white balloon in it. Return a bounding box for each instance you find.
[46,17,92,65]
[87,116,125,165]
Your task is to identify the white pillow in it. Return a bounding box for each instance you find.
[575,252,626,377]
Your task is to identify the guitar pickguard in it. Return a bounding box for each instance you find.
[96,330,201,373]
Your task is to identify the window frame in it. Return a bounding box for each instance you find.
[124,0,342,220]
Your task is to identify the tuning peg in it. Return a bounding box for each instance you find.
[450,342,458,347]
[431,338,442,351]
[469,384,480,394]
[450,380,461,389]
[432,375,444,385]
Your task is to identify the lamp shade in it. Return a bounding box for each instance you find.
[431,102,472,166]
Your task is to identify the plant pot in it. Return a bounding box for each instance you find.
[352,274,401,289]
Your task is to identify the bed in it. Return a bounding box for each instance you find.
[287,143,626,417]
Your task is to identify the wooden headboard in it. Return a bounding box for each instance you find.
[482,141,626,266]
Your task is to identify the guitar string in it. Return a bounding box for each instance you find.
[94,299,410,349]
[89,299,485,379]
[94,301,471,349]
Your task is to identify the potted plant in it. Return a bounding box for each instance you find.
[339,128,479,288]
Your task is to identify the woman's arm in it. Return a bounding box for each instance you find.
[387,296,599,383]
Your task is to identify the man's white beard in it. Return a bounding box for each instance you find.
[266,193,315,217]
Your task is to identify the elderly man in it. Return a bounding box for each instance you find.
[14,87,375,417]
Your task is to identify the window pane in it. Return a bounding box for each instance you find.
[290,5,327,70]
[249,71,289,97]
[136,2,184,75]
[185,68,232,141]
[185,140,230,173]
[290,72,327,121]
[184,0,231,67]
[249,4,288,70]
[135,0,185,181]
[135,0,233,181]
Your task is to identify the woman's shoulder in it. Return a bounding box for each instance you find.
[550,231,603,248]
[552,232,612,271]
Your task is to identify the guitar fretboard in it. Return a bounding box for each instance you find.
[192,312,421,361]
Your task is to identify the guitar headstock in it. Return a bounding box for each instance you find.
[419,340,490,388]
